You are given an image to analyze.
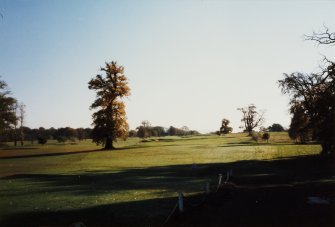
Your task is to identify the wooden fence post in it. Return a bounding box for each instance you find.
[178,192,184,213]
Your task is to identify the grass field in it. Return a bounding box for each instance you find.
[0,133,334,226]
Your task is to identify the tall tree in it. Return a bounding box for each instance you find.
[88,61,130,150]
[238,104,264,136]
[279,26,335,154]
[219,118,233,135]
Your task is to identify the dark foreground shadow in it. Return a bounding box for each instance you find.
[1,155,334,226]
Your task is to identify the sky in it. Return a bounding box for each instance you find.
[0,0,334,133]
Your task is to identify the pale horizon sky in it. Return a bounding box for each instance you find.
[1,0,334,133]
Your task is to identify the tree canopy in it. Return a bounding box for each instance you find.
[219,118,233,135]
[0,78,17,138]
[88,61,130,150]
[267,123,285,132]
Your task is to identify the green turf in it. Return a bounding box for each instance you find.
[0,133,332,226]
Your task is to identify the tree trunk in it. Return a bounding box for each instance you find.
[14,129,17,146]
[20,129,24,146]
[104,136,115,150]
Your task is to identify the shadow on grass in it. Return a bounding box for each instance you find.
[0,144,183,160]
[0,149,102,160]
[1,155,334,226]
[0,147,39,150]
[219,142,302,148]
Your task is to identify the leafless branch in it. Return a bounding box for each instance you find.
[305,25,335,46]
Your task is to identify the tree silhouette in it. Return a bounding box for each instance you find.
[238,105,264,136]
[219,118,232,135]
[88,61,130,150]
[0,78,17,140]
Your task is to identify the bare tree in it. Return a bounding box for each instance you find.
[238,104,265,136]
[141,120,151,128]
[18,102,26,146]
[12,101,18,146]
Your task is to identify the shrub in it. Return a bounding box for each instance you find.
[37,136,47,145]
[57,136,67,143]
[262,132,270,143]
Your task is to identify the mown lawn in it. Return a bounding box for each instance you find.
[0,133,333,226]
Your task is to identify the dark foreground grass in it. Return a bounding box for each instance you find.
[0,134,334,226]
[1,155,334,226]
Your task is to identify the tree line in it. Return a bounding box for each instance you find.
[0,126,93,145]
[131,120,199,138]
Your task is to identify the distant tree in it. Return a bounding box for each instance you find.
[279,26,335,154]
[167,126,189,136]
[189,130,200,136]
[238,104,265,136]
[141,120,151,128]
[76,128,87,140]
[262,132,270,143]
[267,123,284,132]
[11,101,18,146]
[128,129,137,137]
[30,128,39,144]
[22,126,31,142]
[55,128,67,142]
[37,127,48,145]
[88,61,130,150]
[18,102,26,146]
[37,136,47,145]
[137,120,151,138]
[66,127,78,141]
[84,128,93,139]
[181,126,189,136]
[48,127,57,140]
[151,126,165,137]
[219,118,233,135]
[167,126,179,136]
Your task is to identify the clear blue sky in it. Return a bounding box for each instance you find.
[1,0,334,132]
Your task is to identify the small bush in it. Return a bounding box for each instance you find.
[37,137,47,145]
[262,132,270,143]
